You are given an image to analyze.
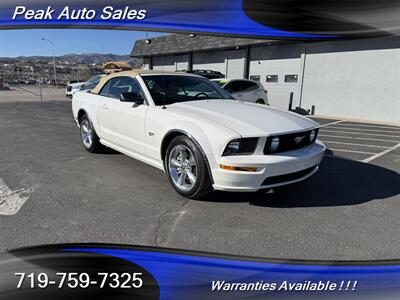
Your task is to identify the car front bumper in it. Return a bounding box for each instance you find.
[211,140,326,192]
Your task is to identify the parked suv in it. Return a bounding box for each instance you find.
[66,80,86,97]
[212,79,269,105]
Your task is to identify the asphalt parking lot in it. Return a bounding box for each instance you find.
[0,88,399,260]
[312,117,400,164]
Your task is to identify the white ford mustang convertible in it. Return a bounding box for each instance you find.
[72,70,326,199]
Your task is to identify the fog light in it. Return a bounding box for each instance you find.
[220,164,257,172]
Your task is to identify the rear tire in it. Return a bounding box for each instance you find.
[166,135,213,199]
[79,114,103,153]
[256,99,265,104]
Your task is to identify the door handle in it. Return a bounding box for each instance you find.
[101,103,108,109]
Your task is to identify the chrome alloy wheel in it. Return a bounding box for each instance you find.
[80,118,93,149]
[168,144,198,191]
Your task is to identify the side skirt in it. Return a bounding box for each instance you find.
[100,139,165,172]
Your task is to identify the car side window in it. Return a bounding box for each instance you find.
[99,80,111,97]
[224,81,241,93]
[99,76,143,99]
[129,80,146,100]
[240,81,258,91]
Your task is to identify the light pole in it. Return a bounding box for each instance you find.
[41,38,57,87]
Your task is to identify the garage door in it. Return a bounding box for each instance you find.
[175,54,189,71]
[143,57,151,70]
[152,55,175,71]
[249,45,303,110]
[193,51,226,74]
[226,49,246,79]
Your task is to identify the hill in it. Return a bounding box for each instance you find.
[0,53,141,66]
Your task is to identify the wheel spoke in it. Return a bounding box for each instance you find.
[177,172,185,186]
[171,146,179,159]
[188,155,196,167]
[178,149,186,160]
[173,145,184,159]
[186,170,196,184]
[170,159,182,168]
[82,124,88,133]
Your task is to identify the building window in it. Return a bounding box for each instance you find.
[266,75,278,82]
[284,74,298,83]
[249,75,260,82]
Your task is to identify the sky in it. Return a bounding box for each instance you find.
[0,29,164,57]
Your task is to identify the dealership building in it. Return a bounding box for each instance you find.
[131,34,400,124]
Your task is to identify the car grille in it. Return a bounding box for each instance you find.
[262,165,318,186]
[66,86,72,92]
[263,129,318,154]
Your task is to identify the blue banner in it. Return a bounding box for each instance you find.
[1,244,399,299]
[0,0,398,39]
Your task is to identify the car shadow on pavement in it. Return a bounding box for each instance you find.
[203,156,400,207]
[98,147,121,155]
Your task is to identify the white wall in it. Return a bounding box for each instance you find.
[301,46,400,123]
[249,45,303,110]
[226,49,246,79]
[145,37,399,123]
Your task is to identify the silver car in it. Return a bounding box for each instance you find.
[212,79,269,105]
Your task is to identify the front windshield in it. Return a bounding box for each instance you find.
[82,75,102,90]
[142,75,234,106]
[87,75,102,84]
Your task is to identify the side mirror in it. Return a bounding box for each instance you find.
[120,92,144,104]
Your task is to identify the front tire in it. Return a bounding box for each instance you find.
[79,114,103,153]
[166,136,213,199]
[256,99,265,104]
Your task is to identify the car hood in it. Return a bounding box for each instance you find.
[168,100,319,137]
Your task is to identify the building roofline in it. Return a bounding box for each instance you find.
[131,33,277,58]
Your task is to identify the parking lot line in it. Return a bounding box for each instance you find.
[0,177,35,216]
[340,123,400,129]
[325,126,400,134]
[318,120,345,127]
[320,129,399,138]
[318,134,400,143]
[328,148,377,155]
[322,140,389,149]
[362,143,400,163]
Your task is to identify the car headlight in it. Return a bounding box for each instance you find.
[222,138,258,156]
[268,137,280,152]
[309,129,317,142]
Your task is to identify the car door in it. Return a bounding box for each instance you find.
[97,76,148,155]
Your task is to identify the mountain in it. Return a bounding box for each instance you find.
[0,53,142,66]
